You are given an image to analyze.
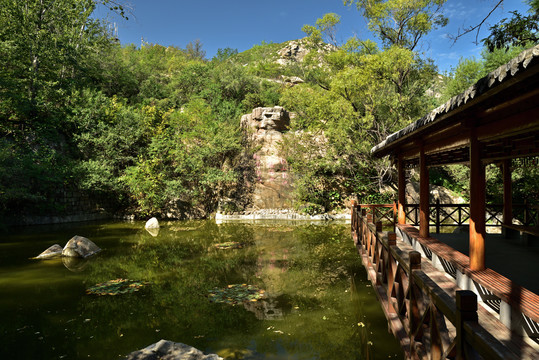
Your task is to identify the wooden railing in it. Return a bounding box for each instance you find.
[403,202,537,233]
[351,204,539,359]
[405,202,502,233]
[359,203,396,228]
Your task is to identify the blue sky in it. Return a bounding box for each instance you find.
[95,0,532,73]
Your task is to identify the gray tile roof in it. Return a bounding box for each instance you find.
[371,44,539,156]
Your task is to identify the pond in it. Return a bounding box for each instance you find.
[0,220,403,359]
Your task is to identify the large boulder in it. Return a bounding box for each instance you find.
[62,235,101,258]
[35,244,63,259]
[145,217,160,229]
[126,339,223,360]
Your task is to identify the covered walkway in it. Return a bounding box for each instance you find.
[354,44,539,358]
[434,232,539,294]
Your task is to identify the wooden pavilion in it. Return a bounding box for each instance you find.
[352,45,539,359]
[372,45,539,271]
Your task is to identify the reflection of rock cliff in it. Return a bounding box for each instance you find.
[241,107,295,210]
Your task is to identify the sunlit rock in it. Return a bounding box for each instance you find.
[62,235,101,258]
[125,339,223,360]
[34,244,63,259]
[145,217,160,229]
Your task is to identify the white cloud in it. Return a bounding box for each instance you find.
[443,2,476,19]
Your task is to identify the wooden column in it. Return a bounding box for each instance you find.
[502,159,512,225]
[419,146,429,238]
[469,131,486,271]
[398,155,406,225]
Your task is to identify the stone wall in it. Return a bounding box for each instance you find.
[5,189,110,226]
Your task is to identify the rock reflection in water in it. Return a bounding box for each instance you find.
[145,227,160,237]
[243,294,293,320]
[62,256,91,272]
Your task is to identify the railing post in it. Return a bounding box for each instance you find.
[436,198,441,234]
[376,220,383,233]
[409,250,422,353]
[388,232,397,246]
[351,200,357,240]
[367,212,373,224]
[387,232,397,314]
[456,290,478,360]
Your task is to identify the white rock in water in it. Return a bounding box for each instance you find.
[125,339,223,360]
[145,217,160,229]
[62,235,101,258]
[35,244,63,259]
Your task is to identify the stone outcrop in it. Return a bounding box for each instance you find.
[125,340,223,360]
[276,40,309,65]
[240,107,294,211]
[62,235,101,258]
[405,181,465,205]
[35,244,63,259]
[241,106,291,133]
[276,39,336,66]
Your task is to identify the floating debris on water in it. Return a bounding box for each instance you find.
[207,284,266,305]
[85,279,149,296]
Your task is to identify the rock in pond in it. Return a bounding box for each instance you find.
[62,235,101,258]
[145,217,160,229]
[126,339,223,360]
[35,244,63,259]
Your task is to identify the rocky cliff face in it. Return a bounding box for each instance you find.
[275,39,335,66]
[240,107,294,211]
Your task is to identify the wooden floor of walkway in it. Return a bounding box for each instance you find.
[433,232,539,294]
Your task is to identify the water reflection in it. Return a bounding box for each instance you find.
[145,227,160,237]
[0,220,403,360]
[243,294,294,320]
[62,256,92,272]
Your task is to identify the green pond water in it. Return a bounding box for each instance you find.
[0,220,403,360]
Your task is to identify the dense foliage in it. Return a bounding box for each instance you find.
[1,0,537,220]
[0,1,281,218]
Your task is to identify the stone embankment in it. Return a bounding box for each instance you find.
[216,209,350,222]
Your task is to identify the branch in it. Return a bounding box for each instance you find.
[447,0,504,44]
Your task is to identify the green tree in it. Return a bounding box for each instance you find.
[186,39,206,60]
[441,57,483,101]
[0,0,117,217]
[344,0,448,50]
[482,9,539,52]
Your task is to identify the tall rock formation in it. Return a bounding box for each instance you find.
[241,107,294,210]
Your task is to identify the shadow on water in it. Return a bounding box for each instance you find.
[0,220,403,359]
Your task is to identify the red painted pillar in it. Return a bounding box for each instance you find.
[469,131,486,271]
[419,147,429,238]
[398,155,406,225]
